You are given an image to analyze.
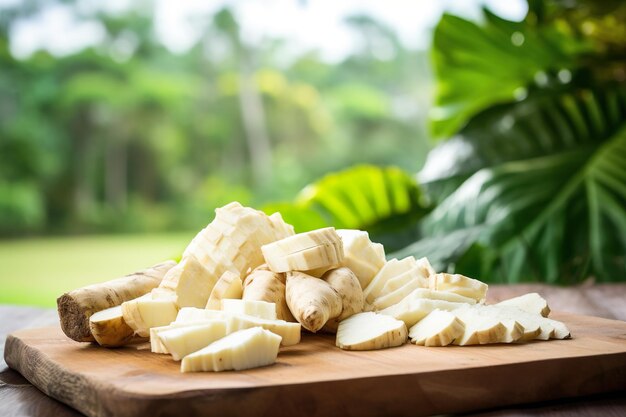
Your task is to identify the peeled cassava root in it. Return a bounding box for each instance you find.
[286,271,342,333]
[57,260,176,342]
[242,264,294,322]
[321,267,364,332]
[286,268,363,333]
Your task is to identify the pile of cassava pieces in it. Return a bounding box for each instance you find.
[57,202,571,373]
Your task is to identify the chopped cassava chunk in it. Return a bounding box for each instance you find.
[158,320,228,360]
[496,293,551,317]
[409,309,464,347]
[181,327,281,372]
[336,312,407,351]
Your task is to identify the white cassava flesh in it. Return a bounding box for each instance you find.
[121,295,179,337]
[156,255,217,309]
[453,306,524,345]
[149,319,232,354]
[363,257,417,304]
[336,229,386,289]
[368,258,436,311]
[429,273,488,302]
[470,305,542,341]
[380,298,471,328]
[473,304,569,340]
[496,293,551,317]
[206,271,243,310]
[398,288,478,305]
[174,307,301,346]
[261,227,344,273]
[150,322,204,354]
[182,203,294,276]
[544,317,571,339]
[220,299,277,320]
[369,278,425,311]
[175,307,226,324]
[409,309,464,346]
[227,314,301,346]
[181,327,282,372]
[336,312,407,350]
[379,257,433,295]
[157,320,228,361]
[89,305,134,347]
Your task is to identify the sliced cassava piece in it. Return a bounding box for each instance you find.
[363,257,417,304]
[380,297,472,328]
[496,292,551,317]
[471,304,541,341]
[173,307,301,346]
[206,271,243,310]
[409,309,465,346]
[285,271,342,332]
[227,314,301,346]
[157,255,218,309]
[429,273,488,302]
[150,322,197,354]
[452,306,524,346]
[121,295,179,337]
[261,227,344,273]
[174,307,227,324]
[157,320,228,361]
[220,299,277,320]
[88,305,134,347]
[336,229,386,289]
[320,267,364,333]
[476,304,570,340]
[181,327,282,372]
[57,260,176,342]
[545,318,571,339]
[368,258,436,311]
[242,264,294,322]
[379,257,433,295]
[336,312,407,351]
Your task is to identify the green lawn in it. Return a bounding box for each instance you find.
[0,233,195,307]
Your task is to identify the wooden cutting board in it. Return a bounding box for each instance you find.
[4,312,626,417]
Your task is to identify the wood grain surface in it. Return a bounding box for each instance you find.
[4,311,626,417]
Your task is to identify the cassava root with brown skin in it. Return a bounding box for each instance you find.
[57,260,176,342]
[321,267,364,333]
[286,271,342,332]
[285,268,364,333]
[243,264,295,322]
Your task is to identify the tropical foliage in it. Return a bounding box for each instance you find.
[286,1,626,283]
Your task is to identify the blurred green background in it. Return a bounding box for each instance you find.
[1,0,625,307]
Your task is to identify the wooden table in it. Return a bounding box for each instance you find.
[2,283,626,417]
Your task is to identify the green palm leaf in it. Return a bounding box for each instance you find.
[267,165,431,252]
[430,9,590,139]
[397,87,626,282]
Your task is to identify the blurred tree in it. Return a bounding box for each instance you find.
[213,7,272,189]
[0,0,431,235]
